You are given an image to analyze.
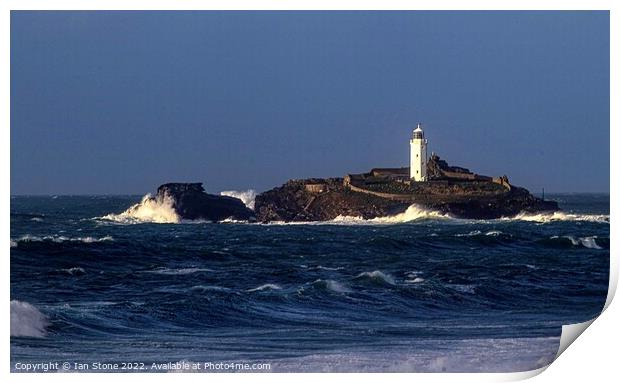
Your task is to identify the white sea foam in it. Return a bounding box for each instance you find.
[551,235,603,249]
[314,265,345,271]
[63,267,86,275]
[100,193,180,224]
[10,300,49,338]
[406,277,425,284]
[12,235,114,245]
[220,217,249,223]
[270,337,560,372]
[456,230,504,237]
[246,284,282,292]
[506,211,609,224]
[30,217,44,222]
[485,230,503,236]
[189,285,231,293]
[330,204,450,225]
[220,189,257,210]
[455,230,482,237]
[355,270,396,285]
[144,267,213,275]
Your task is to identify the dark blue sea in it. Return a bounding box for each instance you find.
[10,193,609,372]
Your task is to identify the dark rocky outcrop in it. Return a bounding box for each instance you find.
[254,178,558,222]
[254,178,411,222]
[157,183,254,221]
[254,157,559,222]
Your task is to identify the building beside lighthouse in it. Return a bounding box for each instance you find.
[410,123,428,181]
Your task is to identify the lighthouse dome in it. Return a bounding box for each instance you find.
[413,123,424,139]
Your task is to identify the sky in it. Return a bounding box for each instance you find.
[11,11,609,195]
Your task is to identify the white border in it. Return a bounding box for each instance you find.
[4,2,616,382]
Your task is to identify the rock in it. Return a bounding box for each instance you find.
[254,158,559,222]
[254,178,410,222]
[156,183,254,221]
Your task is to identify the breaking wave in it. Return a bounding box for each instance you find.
[455,230,505,237]
[11,235,113,246]
[506,211,609,224]
[550,235,603,249]
[405,277,425,284]
[62,267,86,275]
[100,194,180,224]
[220,189,256,210]
[355,270,396,286]
[10,300,49,338]
[331,204,450,224]
[143,267,213,275]
[246,284,282,292]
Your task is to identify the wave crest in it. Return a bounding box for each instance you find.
[332,204,450,224]
[100,193,180,224]
[246,283,282,292]
[550,235,603,249]
[10,300,49,338]
[506,211,609,224]
[12,235,113,246]
[355,270,396,286]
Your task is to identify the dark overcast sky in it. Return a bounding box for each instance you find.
[11,11,609,194]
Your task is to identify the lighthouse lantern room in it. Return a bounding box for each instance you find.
[410,123,428,181]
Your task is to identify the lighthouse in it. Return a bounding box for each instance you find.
[410,123,428,181]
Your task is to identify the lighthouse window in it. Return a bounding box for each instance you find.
[416,154,418,158]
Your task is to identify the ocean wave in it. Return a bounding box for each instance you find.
[405,277,425,284]
[355,270,396,286]
[62,267,86,275]
[455,230,505,237]
[11,234,114,246]
[550,235,603,249]
[220,189,256,210]
[10,300,49,338]
[246,283,282,292]
[448,284,477,294]
[312,279,352,294]
[189,285,231,293]
[313,265,345,271]
[143,267,213,275]
[505,211,609,224]
[99,193,180,224]
[331,204,450,225]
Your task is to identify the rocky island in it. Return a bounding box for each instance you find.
[153,153,557,223]
[154,183,254,221]
[151,125,559,223]
[253,154,558,222]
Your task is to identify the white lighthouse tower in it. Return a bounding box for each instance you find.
[410,123,428,181]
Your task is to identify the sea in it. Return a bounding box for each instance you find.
[10,193,609,373]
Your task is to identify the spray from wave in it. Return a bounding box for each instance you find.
[505,211,609,224]
[331,204,450,224]
[219,190,256,210]
[10,300,49,338]
[100,194,180,224]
